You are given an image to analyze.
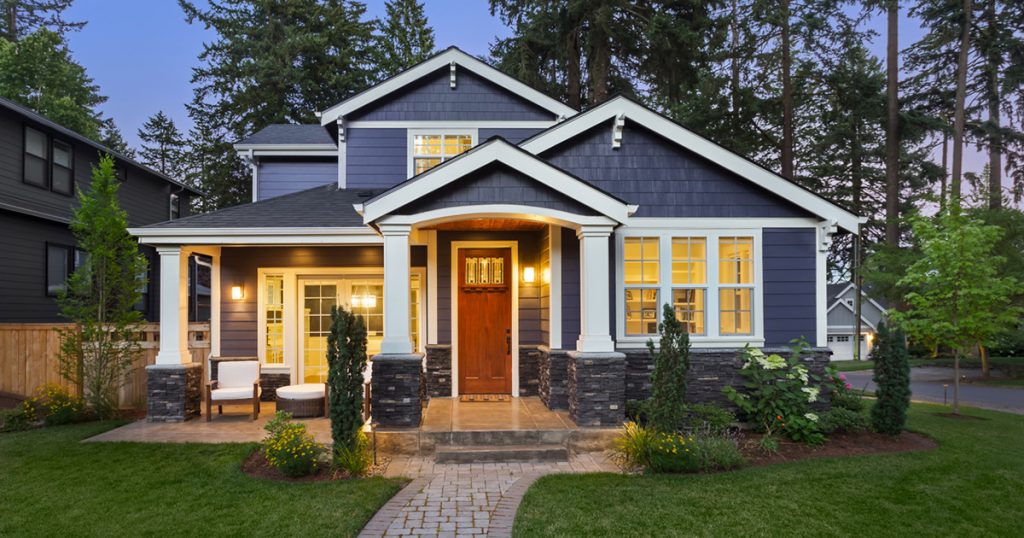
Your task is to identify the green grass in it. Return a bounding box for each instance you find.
[0,422,403,537]
[514,404,1024,537]
[832,356,1024,373]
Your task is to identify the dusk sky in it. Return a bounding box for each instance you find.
[62,0,995,188]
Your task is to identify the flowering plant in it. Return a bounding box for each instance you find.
[23,384,86,426]
[723,339,826,445]
[262,411,326,478]
[825,366,864,412]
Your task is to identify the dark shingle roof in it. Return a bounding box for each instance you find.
[237,124,335,146]
[144,184,378,228]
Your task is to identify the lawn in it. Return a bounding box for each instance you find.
[0,422,403,537]
[514,404,1024,537]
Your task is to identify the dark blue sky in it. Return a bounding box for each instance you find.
[63,1,994,188]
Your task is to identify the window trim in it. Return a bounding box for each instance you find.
[406,128,478,178]
[23,125,50,190]
[50,137,74,195]
[615,228,764,348]
[623,236,661,337]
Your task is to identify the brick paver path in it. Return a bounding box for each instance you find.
[359,453,615,537]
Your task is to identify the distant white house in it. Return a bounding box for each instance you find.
[826,282,888,361]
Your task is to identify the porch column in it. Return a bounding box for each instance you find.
[575,225,615,353]
[380,224,413,354]
[155,246,191,364]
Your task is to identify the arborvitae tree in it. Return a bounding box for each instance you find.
[138,111,187,178]
[0,0,84,42]
[56,155,147,419]
[647,303,690,432]
[373,0,434,79]
[0,29,104,138]
[326,305,367,459]
[870,323,910,435]
[99,119,135,159]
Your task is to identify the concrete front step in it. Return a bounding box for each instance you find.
[374,427,619,455]
[435,444,570,463]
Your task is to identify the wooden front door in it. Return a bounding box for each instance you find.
[458,248,512,394]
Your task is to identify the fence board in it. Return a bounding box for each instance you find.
[0,322,210,409]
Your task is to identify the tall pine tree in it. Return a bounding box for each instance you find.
[373,0,434,79]
[138,111,187,179]
[1,0,84,42]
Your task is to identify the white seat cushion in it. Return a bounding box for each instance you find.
[218,360,260,388]
[210,386,261,401]
[276,383,326,401]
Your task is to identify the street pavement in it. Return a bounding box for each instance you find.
[843,367,1024,414]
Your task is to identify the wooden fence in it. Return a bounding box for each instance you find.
[0,322,210,409]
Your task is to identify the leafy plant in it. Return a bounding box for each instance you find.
[326,305,370,474]
[613,421,743,474]
[826,367,865,412]
[818,408,868,434]
[647,303,690,432]
[871,323,911,435]
[757,434,780,455]
[23,384,85,426]
[262,411,325,478]
[685,403,736,435]
[691,433,746,471]
[334,431,374,477]
[722,340,825,445]
[0,408,32,433]
[624,399,650,425]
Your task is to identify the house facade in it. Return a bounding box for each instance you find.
[826,282,888,361]
[0,97,203,324]
[130,47,862,426]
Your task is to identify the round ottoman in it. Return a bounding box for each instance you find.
[275,383,326,418]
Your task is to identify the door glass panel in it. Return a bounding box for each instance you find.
[302,282,336,383]
[464,256,505,285]
[350,281,384,357]
[264,275,284,364]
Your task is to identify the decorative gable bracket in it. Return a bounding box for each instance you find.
[611,113,625,149]
[818,219,838,252]
[337,118,345,143]
[450,61,456,89]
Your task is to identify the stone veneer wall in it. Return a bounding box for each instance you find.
[567,352,626,427]
[622,347,833,410]
[210,357,289,402]
[146,363,202,422]
[424,345,452,398]
[371,354,423,428]
[518,346,542,397]
[538,347,569,409]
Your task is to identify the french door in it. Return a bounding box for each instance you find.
[298,278,384,383]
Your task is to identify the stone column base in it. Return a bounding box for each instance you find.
[146,363,202,422]
[371,353,424,428]
[539,347,570,410]
[424,345,452,399]
[568,351,626,427]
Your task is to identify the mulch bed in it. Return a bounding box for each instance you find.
[740,430,937,467]
[241,450,391,482]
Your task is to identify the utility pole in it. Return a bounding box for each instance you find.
[853,229,863,361]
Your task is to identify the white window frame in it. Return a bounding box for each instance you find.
[670,237,708,337]
[406,128,478,178]
[615,227,764,348]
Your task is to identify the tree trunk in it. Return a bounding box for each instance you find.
[5,1,16,42]
[953,352,960,414]
[941,133,948,212]
[978,343,990,377]
[587,6,611,106]
[730,0,741,114]
[780,0,794,178]
[885,1,900,245]
[985,0,1002,209]
[950,0,973,214]
[565,29,582,110]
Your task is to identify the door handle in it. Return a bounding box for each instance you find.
[506,329,511,355]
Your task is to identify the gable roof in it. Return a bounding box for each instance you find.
[827,300,880,331]
[359,137,634,224]
[0,97,203,196]
[319,47,578,125]
[236,124,335,147]
[519,96,864,233]
[828,282,890,311]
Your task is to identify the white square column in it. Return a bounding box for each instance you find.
[380,224,413,354]
[576,225,616,353]
[155,246,191,365]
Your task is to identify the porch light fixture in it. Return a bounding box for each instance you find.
[230,285,244,301]
[522,266,536,283]
[352,294,377,309]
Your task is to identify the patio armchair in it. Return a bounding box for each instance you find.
[206,360,261,421]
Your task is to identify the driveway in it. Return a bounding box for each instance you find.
[844,367,1024,414]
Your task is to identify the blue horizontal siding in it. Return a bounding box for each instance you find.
[346,128,407,189]
[348,68,555,122]
[257,161,337,201]
[541,123,815,218]
[762,228,817,346]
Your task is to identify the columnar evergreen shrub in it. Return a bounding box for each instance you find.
[870,323,911,435]
[326,305,369,473]
[647,303,690,432]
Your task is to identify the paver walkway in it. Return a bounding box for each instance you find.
[360,453,617,537]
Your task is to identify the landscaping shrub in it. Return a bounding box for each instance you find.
[24,384,86,426]
[827,368,866,412]
[722,340,826,445]
[818,408,868,434]
[692,433,746,471]
[326,305,371,474]
[263,411,325,478]
[0,407,32,433]
[871,323,911,435]
[685,403,736,435]
[647,304,690,432]
[613,421,745,473]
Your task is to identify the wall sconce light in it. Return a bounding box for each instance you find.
[230,285,244,301]
[522,266,536,283]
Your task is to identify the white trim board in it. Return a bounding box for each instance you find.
[449,240,519,397]
[519,96,865,234]
[347,120,555,129]
[361,139,633,224]
[320,48,577,125]
[129,227,382,246]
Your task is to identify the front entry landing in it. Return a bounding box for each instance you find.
[457,248,512,395]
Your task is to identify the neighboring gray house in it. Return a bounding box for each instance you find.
[130,47,864,425]
[0,97,203,323]
[826,282,888,361]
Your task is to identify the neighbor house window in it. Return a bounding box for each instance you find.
[24,126,49,188]
[264,275,285,364]
[719,236,754,335]
[672,237,706,335]
[169,193,181,219]
[24,126,74,195]
[51,139,74,195]
[410,131,474,176]
[46,243,86,296]
[624,236,660,336]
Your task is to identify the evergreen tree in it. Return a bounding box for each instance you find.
[0,29,104,138]
[870,322,910,435]
[180,0,376,209]
[1,0,84,42]
[56,155,148,419]
[184,109,249,211]
[138,111,187,179]
[647,304,690,432]
[99,118,135,159]
[373,0,434,79]
[326,305,370,474]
